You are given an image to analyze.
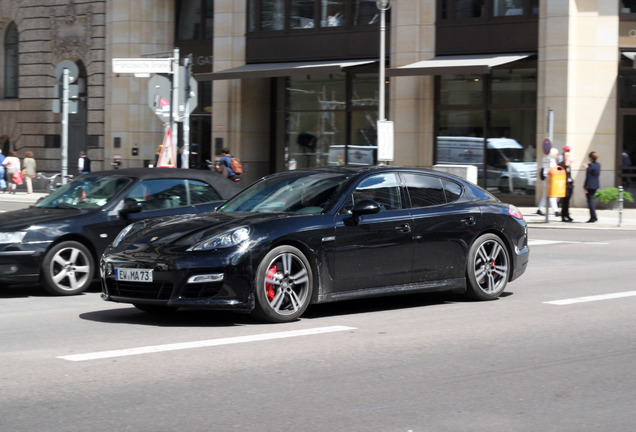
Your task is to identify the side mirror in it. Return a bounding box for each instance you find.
[351,199,381,223]
[119,198,142,216]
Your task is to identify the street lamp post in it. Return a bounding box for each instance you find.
[377,0,391,122]
[376,0,394,163]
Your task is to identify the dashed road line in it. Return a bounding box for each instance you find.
[57,325,357,362]
[544,291,636,305]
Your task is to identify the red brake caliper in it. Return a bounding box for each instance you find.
[265,265,277,301]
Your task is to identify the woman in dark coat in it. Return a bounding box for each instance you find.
[584,151,601,223]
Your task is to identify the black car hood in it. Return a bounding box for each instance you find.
[120,212,296,249]
[0,206,85,230]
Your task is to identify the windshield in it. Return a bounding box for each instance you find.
[218,172,351,214]
[35,175,132,210]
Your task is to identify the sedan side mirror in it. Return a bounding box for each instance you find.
[119,198,143,216]
[351,199,381,223]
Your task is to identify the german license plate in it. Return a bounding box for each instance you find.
[115,268,153,282]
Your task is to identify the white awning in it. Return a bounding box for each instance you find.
[388,53,535,76]
[196,59,377,81]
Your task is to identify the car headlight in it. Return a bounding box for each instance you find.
[188,226,250,252]
[111,223,137,248]
[0,231,27,244]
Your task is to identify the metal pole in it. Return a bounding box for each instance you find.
[61,69,69,184]
[545,109,554,223]
[379,7,386,122]
[171,48,180,168]
[183,56,191,169]
[619,185,624,227]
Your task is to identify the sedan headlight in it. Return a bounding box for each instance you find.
[0,231,27,244]
[188,227,250,252]
[111,223,137,248]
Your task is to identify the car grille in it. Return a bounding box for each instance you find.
[182,283,223,299]
[106,280,173,300]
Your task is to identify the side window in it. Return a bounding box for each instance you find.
[125,179,187,211]
[442,179,462,202]
[402,173,446,207]
[189,179,222,204]
[340,172,402,214]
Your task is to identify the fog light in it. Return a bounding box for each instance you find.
[0,264,18,274]
[187,273,224,284]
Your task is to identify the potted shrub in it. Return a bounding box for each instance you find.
[594,187,634,209]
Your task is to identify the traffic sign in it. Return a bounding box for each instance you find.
[542,138,552,155]
[148,74,172,122]
[55,60,79,83]
[113,58,173,75]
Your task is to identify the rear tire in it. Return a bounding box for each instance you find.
[466,234,510,300]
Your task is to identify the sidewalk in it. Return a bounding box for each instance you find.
[519,205,636,230]
[2,190,635,229]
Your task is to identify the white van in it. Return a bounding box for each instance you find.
[436,136,536,193]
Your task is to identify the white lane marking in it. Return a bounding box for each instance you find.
[544,291,636,305]
[529,239,608,246]
[57,325,356,362]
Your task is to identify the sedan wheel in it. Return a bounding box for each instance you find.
[466,234,510,300]
[41,241,94,295]
[254,245,313,323]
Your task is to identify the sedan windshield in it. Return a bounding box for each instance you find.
[218,172,351,214]
[35,176,132,210]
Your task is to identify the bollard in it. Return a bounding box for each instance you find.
[619,186,624,227]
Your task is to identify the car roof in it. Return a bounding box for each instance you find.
[84,168,243,199]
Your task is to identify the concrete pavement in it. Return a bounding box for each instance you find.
[1,190,635,229]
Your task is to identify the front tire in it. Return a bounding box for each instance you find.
[41,241,94,295]
[253,245,313,323]
[466,234,510,300]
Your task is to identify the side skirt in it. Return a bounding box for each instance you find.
[317,278,466,304]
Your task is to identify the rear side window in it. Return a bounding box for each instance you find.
[441,179,462,202]
[402,173,446,207]
[189,180,222,204]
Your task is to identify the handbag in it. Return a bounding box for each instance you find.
[12,171,23,185]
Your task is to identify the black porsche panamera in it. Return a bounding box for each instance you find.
[101,166,529,323]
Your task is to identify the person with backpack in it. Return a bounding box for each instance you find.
[216,148,242,182]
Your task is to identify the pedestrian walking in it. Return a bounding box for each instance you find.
[0,149,6,192]
[2,150,21,194]
[557,150,574,222]
[22,150,37,194]
[78,151,91,174]
[583,151,601,223]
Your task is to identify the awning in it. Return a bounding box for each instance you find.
[196,59,377,81]
[388,53,535,76]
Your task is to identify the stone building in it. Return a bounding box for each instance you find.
[1,1,636,209]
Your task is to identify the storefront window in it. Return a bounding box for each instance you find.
[621,0,636,13]
[354,0,379,25]
[262,0,285,31]
[291,0,315,29]
[285,71,380,169]
[491,68,537,105]
[455,0,485,19]
[435,67,537,195]
[439,75,483,105]
[321,0,345,27]
[492,0,523,17]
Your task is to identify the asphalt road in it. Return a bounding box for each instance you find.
[1,226,635,431]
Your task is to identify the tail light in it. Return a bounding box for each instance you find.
[508,204,524,220]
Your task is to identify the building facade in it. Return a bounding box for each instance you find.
[1,1,635,208]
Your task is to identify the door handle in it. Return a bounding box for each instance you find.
[460,216,476,226]
[395,223,411,233]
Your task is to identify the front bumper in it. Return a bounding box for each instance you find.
[100,249,255,312]
[0,242,50,283]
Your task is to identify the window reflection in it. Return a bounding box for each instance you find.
[291,0,315,29]
[492,0,523,17]
[262,0,285,31]
[621,0,636,13]
[455,0,485,18]
[354,0,379,25]
[321,0,345,27]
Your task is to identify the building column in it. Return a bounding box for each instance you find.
[389,1,436,167]
[213,0,269,184]
[537,1,619,207]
